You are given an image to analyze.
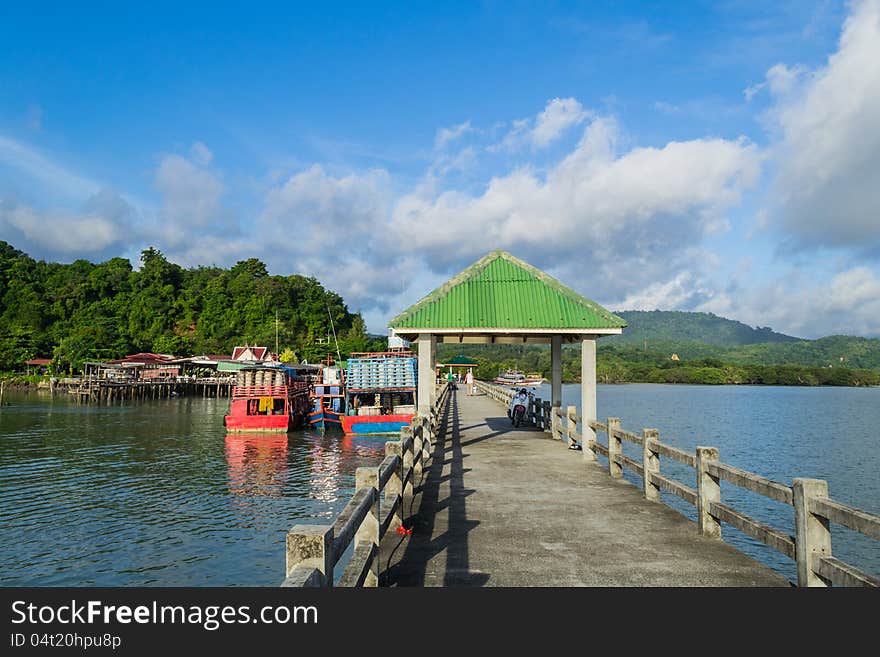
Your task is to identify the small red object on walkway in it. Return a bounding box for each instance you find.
[396,525,413,535]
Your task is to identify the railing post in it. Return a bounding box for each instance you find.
[420,412,431,450]
[642,429,660,502]
[412,423,423,479]
[581,420,596,462]
[534,397,542,427]
[542,401,551,432]
[401,426,414,500]
[420,416,432,464]
[384,440,403,530]
[566,405,577,448]
[793,478,832,587]
[695,446,721,538]
[607,418,622,478]
[354,467,379,587]
[286,524,334,586]
[553,407,564,441]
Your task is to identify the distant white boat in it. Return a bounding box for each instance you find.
[493,370,544,386]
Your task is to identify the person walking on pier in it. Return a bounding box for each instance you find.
[465,369,474,396]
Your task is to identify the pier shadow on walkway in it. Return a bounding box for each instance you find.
[381,388,789,587]
[382,390,490,586]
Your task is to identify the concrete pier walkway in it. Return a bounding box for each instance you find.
[383,389,788,587]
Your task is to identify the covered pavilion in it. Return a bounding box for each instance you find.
[435,354,479,380]
[389,250,626,445]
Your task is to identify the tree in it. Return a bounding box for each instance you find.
[0,241,367,371]
[278,347,298,363]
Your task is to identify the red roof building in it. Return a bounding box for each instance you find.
[231,344,276,361]
[107,353,176,365]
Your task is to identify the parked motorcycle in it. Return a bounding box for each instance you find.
[507,388,531,427]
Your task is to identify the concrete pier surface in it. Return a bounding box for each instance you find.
[383,389,789,587]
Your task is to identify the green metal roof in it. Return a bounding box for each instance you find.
[389,250,627,331]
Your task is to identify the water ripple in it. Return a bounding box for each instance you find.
[1,391,385,586]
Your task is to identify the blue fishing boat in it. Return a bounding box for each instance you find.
[309,360,345,431]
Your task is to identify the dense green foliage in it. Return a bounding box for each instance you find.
[0,241,384,372]
[437,338,880,388]
[597,336,880,369]
[4,239,878,386]
[595,344,880,386]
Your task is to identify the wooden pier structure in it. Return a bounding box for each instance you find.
[282,250,880,587]
[67,375,233,403]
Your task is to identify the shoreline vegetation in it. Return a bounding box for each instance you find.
[3,241,879,388]
[0,241,384,374]
[437,343,880,387]
[4,363,879,390]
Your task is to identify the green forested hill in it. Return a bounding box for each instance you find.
[723,335,880,369]
[597,336,880,369]
[610,310,801,346]
[4,239,878,382]
[435,313,880,386]
[0,241,383,371]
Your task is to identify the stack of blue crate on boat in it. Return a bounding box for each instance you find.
[346,355,417,390]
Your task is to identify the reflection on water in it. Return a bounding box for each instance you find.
[0,391,387,586]
[2,385,878,586]
[225,434,289,498]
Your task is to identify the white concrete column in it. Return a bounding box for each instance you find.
[551,335,562,409]
[581,337,597,453]
[417,334,436,417]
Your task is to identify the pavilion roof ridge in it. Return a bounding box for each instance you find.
[389,250,627,332]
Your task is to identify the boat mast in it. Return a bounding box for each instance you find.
[327,304,342,362]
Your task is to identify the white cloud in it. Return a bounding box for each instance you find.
[0,134,101,201]
[765,62,807,97]
[435,121,472,149]
[532,97,590,147]
[391,115,760,303]
[654,100,681,113]
[190,141,213,166]
[743,82,765,101]
[697,265,880,338]
[614,271,713,311]
[765,0,880,249]
[155,152,224,238]
[492,97,590,151]
[0,190,135,255]
[254,165,410,311]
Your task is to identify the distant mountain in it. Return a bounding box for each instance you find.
[609,310,802,347]
[723,335,880,369]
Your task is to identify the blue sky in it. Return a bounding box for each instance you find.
[2,1,879,338]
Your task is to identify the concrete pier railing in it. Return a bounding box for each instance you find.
[282,382,451,587]
[477,380,880,588]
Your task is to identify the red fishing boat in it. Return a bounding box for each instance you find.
[224,366,310,432]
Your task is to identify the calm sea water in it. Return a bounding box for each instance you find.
[1,384,878,586]
[0,391,386,586]
[548,383,880,583]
